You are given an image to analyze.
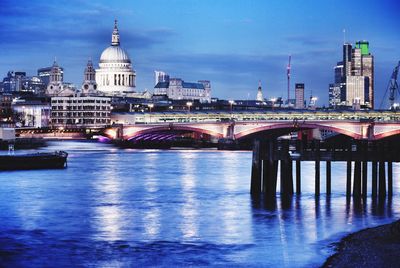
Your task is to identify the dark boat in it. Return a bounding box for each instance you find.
[0,151,68,171]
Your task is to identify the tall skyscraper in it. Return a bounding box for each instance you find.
[329,41,374,109]
[295,83,305,109]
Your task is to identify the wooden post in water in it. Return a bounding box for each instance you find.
[296,160,301,194]
[315,140,320,196]
[388,161,393,197]
[372,161,378,198]
[346,141,352,198]
[326,161,331,195]
[378,161,386,199]
[346,161,352,197]
[361,141,368,198]
[280,140,293,196]
[353,161,362,198]
[250,139,262,195]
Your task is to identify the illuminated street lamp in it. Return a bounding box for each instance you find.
[271,98,277,110]
[186,101,193,112]
[148,103,154,113]
[228,100,235,112]
[147,103,154,123]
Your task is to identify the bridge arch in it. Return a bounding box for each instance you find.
[234,122,362,140]
[123,125,224,140]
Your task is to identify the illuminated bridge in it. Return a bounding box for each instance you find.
[104,110,400,201]
[105,110,400,141]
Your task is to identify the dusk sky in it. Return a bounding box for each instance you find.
[1,0,399,106]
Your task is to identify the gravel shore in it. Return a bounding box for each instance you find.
[323,220,400,268]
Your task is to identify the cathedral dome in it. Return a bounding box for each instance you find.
[96,20,136,95]
[100,46,131,63]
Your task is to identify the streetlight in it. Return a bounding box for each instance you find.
[228,100,235,112]
[186,101,193,113]
[271,98,277,110]
[147,103,154,124]
[148,103,154,113]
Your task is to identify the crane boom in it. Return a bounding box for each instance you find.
[389,61,400,109]
[287,55,291,106]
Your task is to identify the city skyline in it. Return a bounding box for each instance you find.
[1,0,399,106]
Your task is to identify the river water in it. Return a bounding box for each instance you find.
[0,140,399,267]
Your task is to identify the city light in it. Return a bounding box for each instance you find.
[186,102,193,112]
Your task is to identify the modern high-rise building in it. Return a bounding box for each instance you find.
[295,83,305,109]
[329,41,374,109]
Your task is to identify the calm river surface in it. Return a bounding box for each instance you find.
[0,140,399,267]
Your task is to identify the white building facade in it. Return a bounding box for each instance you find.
[51,96,111,128]
[96,20,136,96]
[154,78,211,102]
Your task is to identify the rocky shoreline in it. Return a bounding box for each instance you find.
[323,219,400,268]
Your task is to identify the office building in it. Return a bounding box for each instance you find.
[51,96,111,128]
[329,41,374,109]
[295,83,305,109]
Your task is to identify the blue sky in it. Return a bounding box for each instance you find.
[0,0,399,106]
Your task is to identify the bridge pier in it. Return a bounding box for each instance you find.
[250,139,262,195]
[353,161,362,198]
[326,161,331,195]
[379,160,386,199]
[388,162,393,197]
[315,140,320,196]
[372,161,378,198]
[250,138,397,203]
[296,160,301,194]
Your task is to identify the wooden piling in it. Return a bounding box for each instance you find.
[346,161,352,197]
[378,161,386,199]
[250,139,262,195]
[388,162,393,197]
[372,161,378,198]
[362,161,368,198]
[353,161,362,198]
[326,161,331,195]
[296,160,301,194]
[315,140,320,196]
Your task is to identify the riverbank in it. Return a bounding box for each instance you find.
[323,219,400,267]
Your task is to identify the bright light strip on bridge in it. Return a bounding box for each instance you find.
[111,110,400,125]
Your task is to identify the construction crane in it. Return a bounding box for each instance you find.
[380,61,400,110]
[287,55,291,106]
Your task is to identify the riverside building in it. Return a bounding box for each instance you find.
[50,96,111,128]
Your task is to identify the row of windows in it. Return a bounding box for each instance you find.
[52,119,110,124]
[52,112,109,117]
[53,100,110,104]
[52,105,110,110]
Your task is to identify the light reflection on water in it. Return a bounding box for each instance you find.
[0,141,399,267]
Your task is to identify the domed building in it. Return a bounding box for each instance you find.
[96,20,136,95]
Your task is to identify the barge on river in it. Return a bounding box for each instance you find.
[0,151,68,170]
